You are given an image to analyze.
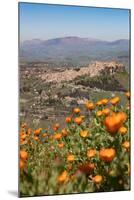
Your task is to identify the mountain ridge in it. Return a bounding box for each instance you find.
[20,36,129,67]
[21,36,129,46]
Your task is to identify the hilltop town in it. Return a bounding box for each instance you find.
[20,60,129,128]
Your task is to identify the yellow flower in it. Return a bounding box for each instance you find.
[80,130,88,138]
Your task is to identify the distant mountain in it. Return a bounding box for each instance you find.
[108,39,129,46]
[20,37,129,68]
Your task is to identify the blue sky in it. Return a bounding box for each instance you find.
[19,3,130,42]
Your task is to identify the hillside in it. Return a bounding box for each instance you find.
[20,37,129,70]
[41,61,125,83]
[20,60,129,128]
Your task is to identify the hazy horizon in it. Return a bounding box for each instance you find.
[20,35,129,43]
[19,3,130,42]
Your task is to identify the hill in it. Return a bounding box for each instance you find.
[20,37,129,70]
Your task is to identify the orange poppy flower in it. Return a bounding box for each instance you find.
[87,149,96,158]
[78,163,95,175]
[61,128,68,137]
[20,139,27,145]
[110,96,120,105]
[93,175,103,184]
[53,123,60,131]
[96,100,103,106]
[96,110,103,117]
[21,133,27,140]
[53,133,62,140]
[122,141,130,150]
[85,102,95,110]
[104,115,119,134]
[57,170,69,183]
[74,117,82,125]
[34,136,39,141]
[125,91,130,100]
[101,98,109,106]
[104,112,127,134]
[20,159,25,170]
[20,131,26,136]
[20,150,28,161]
[34,128,42,135]
[55,123,60,128]
[65,117,72,123]
[117,112,127,123]
[99,148,116,162]
[67,154,75,162]
[73,108,81,114]
[118,126,127,135]
[58,143,64,148]
[102,108,110,116]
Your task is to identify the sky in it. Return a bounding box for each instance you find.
[19,2,130,42]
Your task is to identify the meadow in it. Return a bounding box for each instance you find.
[19,92,130,196]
